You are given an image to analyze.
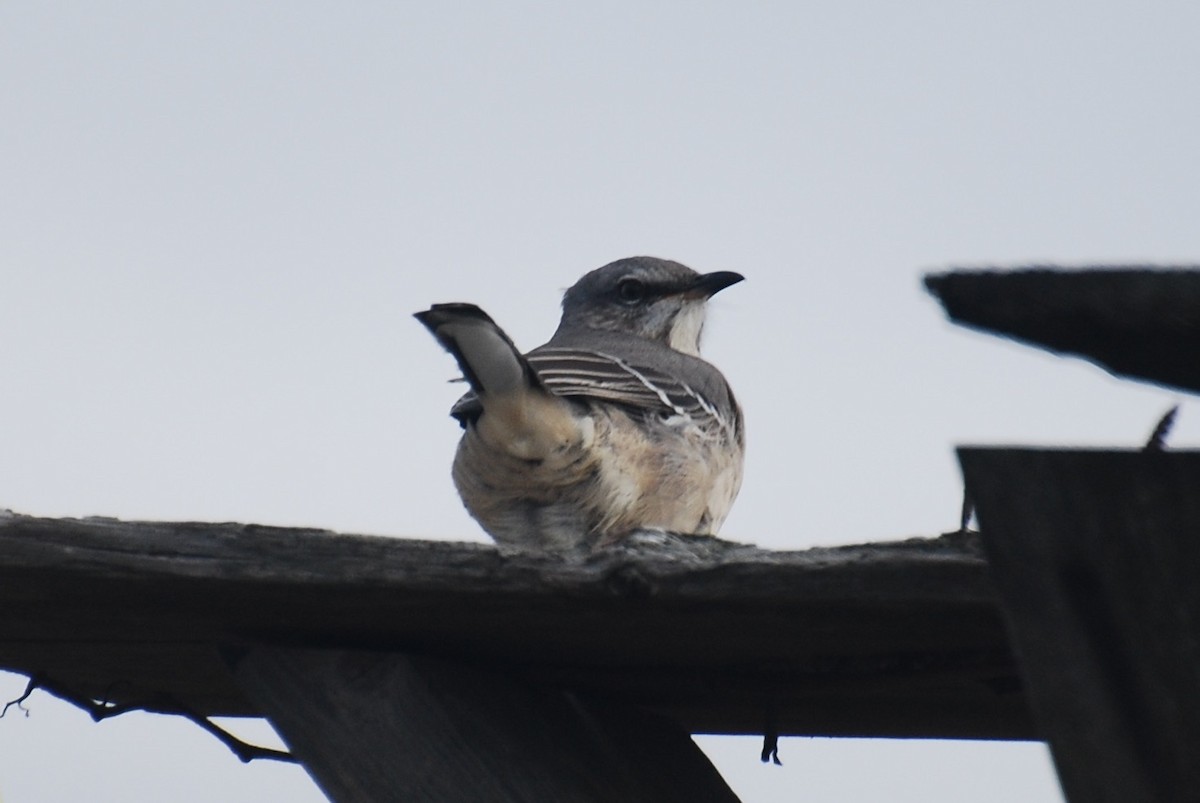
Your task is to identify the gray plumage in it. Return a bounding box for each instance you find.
[415,256,745,553]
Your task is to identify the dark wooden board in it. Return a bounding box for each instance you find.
[0,512,1031,739]
[233,647,741,803]
[960,449,1200,802]
[925,267,1200,394]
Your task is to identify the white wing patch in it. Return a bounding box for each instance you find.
[526,347,735,436]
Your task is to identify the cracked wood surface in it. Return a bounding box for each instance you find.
[0,511,1031,739]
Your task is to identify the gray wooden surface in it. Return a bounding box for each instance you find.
[0,511,1031,739]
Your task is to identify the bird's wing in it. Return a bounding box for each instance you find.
[525,346,738,434]
[448,345,740,440]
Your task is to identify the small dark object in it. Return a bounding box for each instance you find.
[959,489,976,532]
[1,677,34,718]
[1143,405,1180,452]
[760,707,782,765]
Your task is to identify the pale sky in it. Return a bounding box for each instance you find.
[3,2,1199,801]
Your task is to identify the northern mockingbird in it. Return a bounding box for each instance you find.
[415,256,744,553]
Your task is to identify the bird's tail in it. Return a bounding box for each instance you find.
[415,303,582,462]
[414,303,540,397]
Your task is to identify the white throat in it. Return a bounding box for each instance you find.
[667,302,706,356]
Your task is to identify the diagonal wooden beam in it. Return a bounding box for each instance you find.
[231,647,741,803]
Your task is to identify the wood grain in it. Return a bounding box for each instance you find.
[0,512,1030,739]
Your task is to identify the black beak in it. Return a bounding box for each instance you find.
[687,271,745,299]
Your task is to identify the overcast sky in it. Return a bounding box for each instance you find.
[3,2,1199,801]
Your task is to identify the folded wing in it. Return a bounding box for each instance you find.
[452,345,739,441]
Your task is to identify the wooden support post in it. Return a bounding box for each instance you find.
[230,646,741,803]
[959,449,1200,803]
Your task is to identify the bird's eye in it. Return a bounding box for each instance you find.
[617,278,646,303]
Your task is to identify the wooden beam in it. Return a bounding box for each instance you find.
[0,511,1032,739]
[925,267,1200,394]
[231,647,741,803]
[959,449,1200,802]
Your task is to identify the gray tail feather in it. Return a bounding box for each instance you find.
[414,303,540,397]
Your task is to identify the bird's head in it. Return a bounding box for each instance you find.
[556,257,744,356]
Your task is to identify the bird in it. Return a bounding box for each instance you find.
[414,256,744,553]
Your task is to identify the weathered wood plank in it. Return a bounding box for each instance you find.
[0,511,1032,739]
[960,449,1200,803]
[925,267,1200,395]
[232,647,741,803]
